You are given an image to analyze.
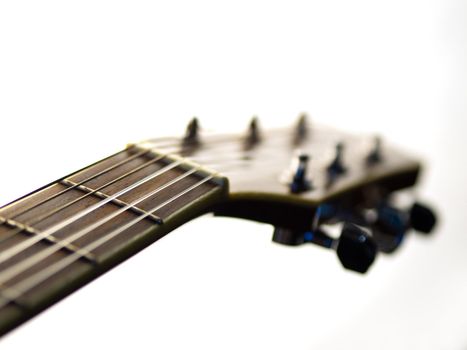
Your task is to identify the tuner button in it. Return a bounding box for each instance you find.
[367,136,383,165]
[290,153,312,194]
[183,117,200,145]
[410,202,437,234]
[245,116,261,147]
[336,223,377,273]
[327,142,346,177]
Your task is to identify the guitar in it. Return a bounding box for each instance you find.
[0,115,436,337]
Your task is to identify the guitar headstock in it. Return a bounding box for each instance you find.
[137,115,437,273]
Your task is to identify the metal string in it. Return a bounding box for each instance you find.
[0,143,277,247]
[0,152,168,245]
[0,125,304,225]
[0,146,146,221]
[0,137,307,270]
[0,173,214,309]
[0,141,285,249]
[0,167,199,286]
[0,159,184,265]
[0,146,297,255]
[1,131,291,226]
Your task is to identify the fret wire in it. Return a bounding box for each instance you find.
[0,153,167,246]
[1,146,144,221]
[0,159,183,266]
[0,167,198,286]
[0,173,214,310]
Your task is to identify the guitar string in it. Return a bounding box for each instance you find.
[0,149,249,271]
[0,122,316,225]
[0,134,325,267]
[0,167,200,286]
[0,129,297,225]
[0,173,214,309]
[0,146,145,222]
[0,152,168,245]
[0,123,314,227]
[0,144,316,260]
[0,137,335,260]
[0,143,288,248]
[0,128,249,221]
[0,159,185,265]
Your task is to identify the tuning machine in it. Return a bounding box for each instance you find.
[272,221,377,274]
[271,197,436,272]
[363,200,437,253]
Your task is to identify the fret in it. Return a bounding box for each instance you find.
[59,178,162,224]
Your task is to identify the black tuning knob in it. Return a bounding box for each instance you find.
[410,202,437,234]
[336,223,377,273]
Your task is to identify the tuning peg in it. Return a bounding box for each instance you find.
[372,204,407,253]
[245,116,261,147]
[327,142,346,177]
[183,117,200,145]
[409,202,437,234]
[294,113,309,144]
[367,136,383,165]
[289,153,312,193]
[336,223,377,273]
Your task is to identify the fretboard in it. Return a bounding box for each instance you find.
[0,146,228,336]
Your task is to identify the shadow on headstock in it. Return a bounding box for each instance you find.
[140,115,437,273]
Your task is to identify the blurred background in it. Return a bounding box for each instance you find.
[0,1,466,349]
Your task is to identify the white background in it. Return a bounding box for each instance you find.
[0,1,466,349]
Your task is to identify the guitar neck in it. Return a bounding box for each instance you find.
[0,146,228,336]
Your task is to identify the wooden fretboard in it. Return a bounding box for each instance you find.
[0,146,228,336]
